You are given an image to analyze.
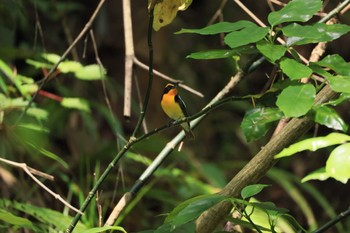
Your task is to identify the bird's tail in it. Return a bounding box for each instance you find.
[181,122,195,139]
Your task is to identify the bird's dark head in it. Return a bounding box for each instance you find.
[163,83,178,95]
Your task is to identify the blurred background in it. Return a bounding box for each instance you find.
[0,0,349,232]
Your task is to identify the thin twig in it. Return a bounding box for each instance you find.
[313,207,350,233]
[0,157,82,214]
[207,0,228,25]
[123,0,134,118]
[16,0,107,125]
[133,57,204,97]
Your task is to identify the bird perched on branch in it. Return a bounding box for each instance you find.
[161,83,195,138]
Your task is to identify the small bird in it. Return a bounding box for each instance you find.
[161,83,194,138]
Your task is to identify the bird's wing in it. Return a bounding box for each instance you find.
[175,95,188,117]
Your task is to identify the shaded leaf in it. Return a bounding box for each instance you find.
[74,64,106,80]
[241,107,284,142]
[0,210,32,227]
[187,50,235,59]
[256,41,287,63]
[165,194,227,226]
[280,58,312,80]
[276,84,315,117]
[315,54,350,76]
[152,0,192,31]
[241,184,270,199]
[301,167,330,182]
[224,25,269,49]
[61,97,90,112]
[326,143,350,183]
[201,163,227,188]
[268,0,322,26]
[282,23,350,46]
[176,20,255,35]
[327,76,350,93]
[275,133,350,158]
[312,105,348,132]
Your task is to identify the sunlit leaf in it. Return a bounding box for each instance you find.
[81,226,127,233]
[327,93,350,106]
[241,184,270,199]
[74,64,106,80]
[275,133,350,158]
[282,23,350,46]
[280,58,312,80]
[315,54,350,76]
[19,84,38,95]
[27,108,49,121]
[42,53,61,64]
[326,143,350,183]
[176,20,255,35]
[224,25,269,49]
[268,0,322,26]
[61,97,90,112]
[152,0,192,31]
[241,107,284,142]
[256,41,287,63]
[58,61,83,73]
[276,84,315,117]
[301,167,330,182]
[312,105,348,132]
[327,76,350,93]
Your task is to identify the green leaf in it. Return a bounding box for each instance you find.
[58,61,83,73]
[326,143,350,183]
[27,108,49,121]
[165,194,227,226]
[201,163,227,188]
[312,105,348,132]
[75,64,106,80]
[61,97,90,112]
[315,54,350,76]
[282,23,350,46]
[187,50,235,59]
[241,107,284,142]
[224,25,269,49]
[275,133,350,159]
[176,20,255,35]
[327,76,350,93]
[241,184,270,199]
[276,84,315,117]
[301,167,330,182]
[81,226,127,233]
[280,58,312,80]
[256,41,287,63]
[327,93,350,106]
[268,0,322,26]
[42,53,61,64]
[0,210,33,227]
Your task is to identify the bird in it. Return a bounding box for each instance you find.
[161,83,195,138]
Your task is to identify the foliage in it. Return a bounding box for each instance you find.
[1,0,350,232]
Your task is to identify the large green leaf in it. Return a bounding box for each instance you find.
[241,184,270,199]
[312,105,348,132]
[326,143,350,183]
[0,210,33,228]
[276,84,315,117]
[186,50,235,59]
[165,194,227,227]
[256,41,287,63]
[241,107,284,142]
[327,93,350,106]
[176,20,255,35]
[316,54,350,76]
[275,133,350,158]
[280,58,312,80]
[282,23,350,46]
[224,25,269,49]
[327,76,350,93]
[268,0,322,26]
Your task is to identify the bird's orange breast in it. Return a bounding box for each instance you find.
[161,93,184,120]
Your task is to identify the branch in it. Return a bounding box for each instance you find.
[195,85,338,233]
[313,207,350,233]
[0,157,82,214]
